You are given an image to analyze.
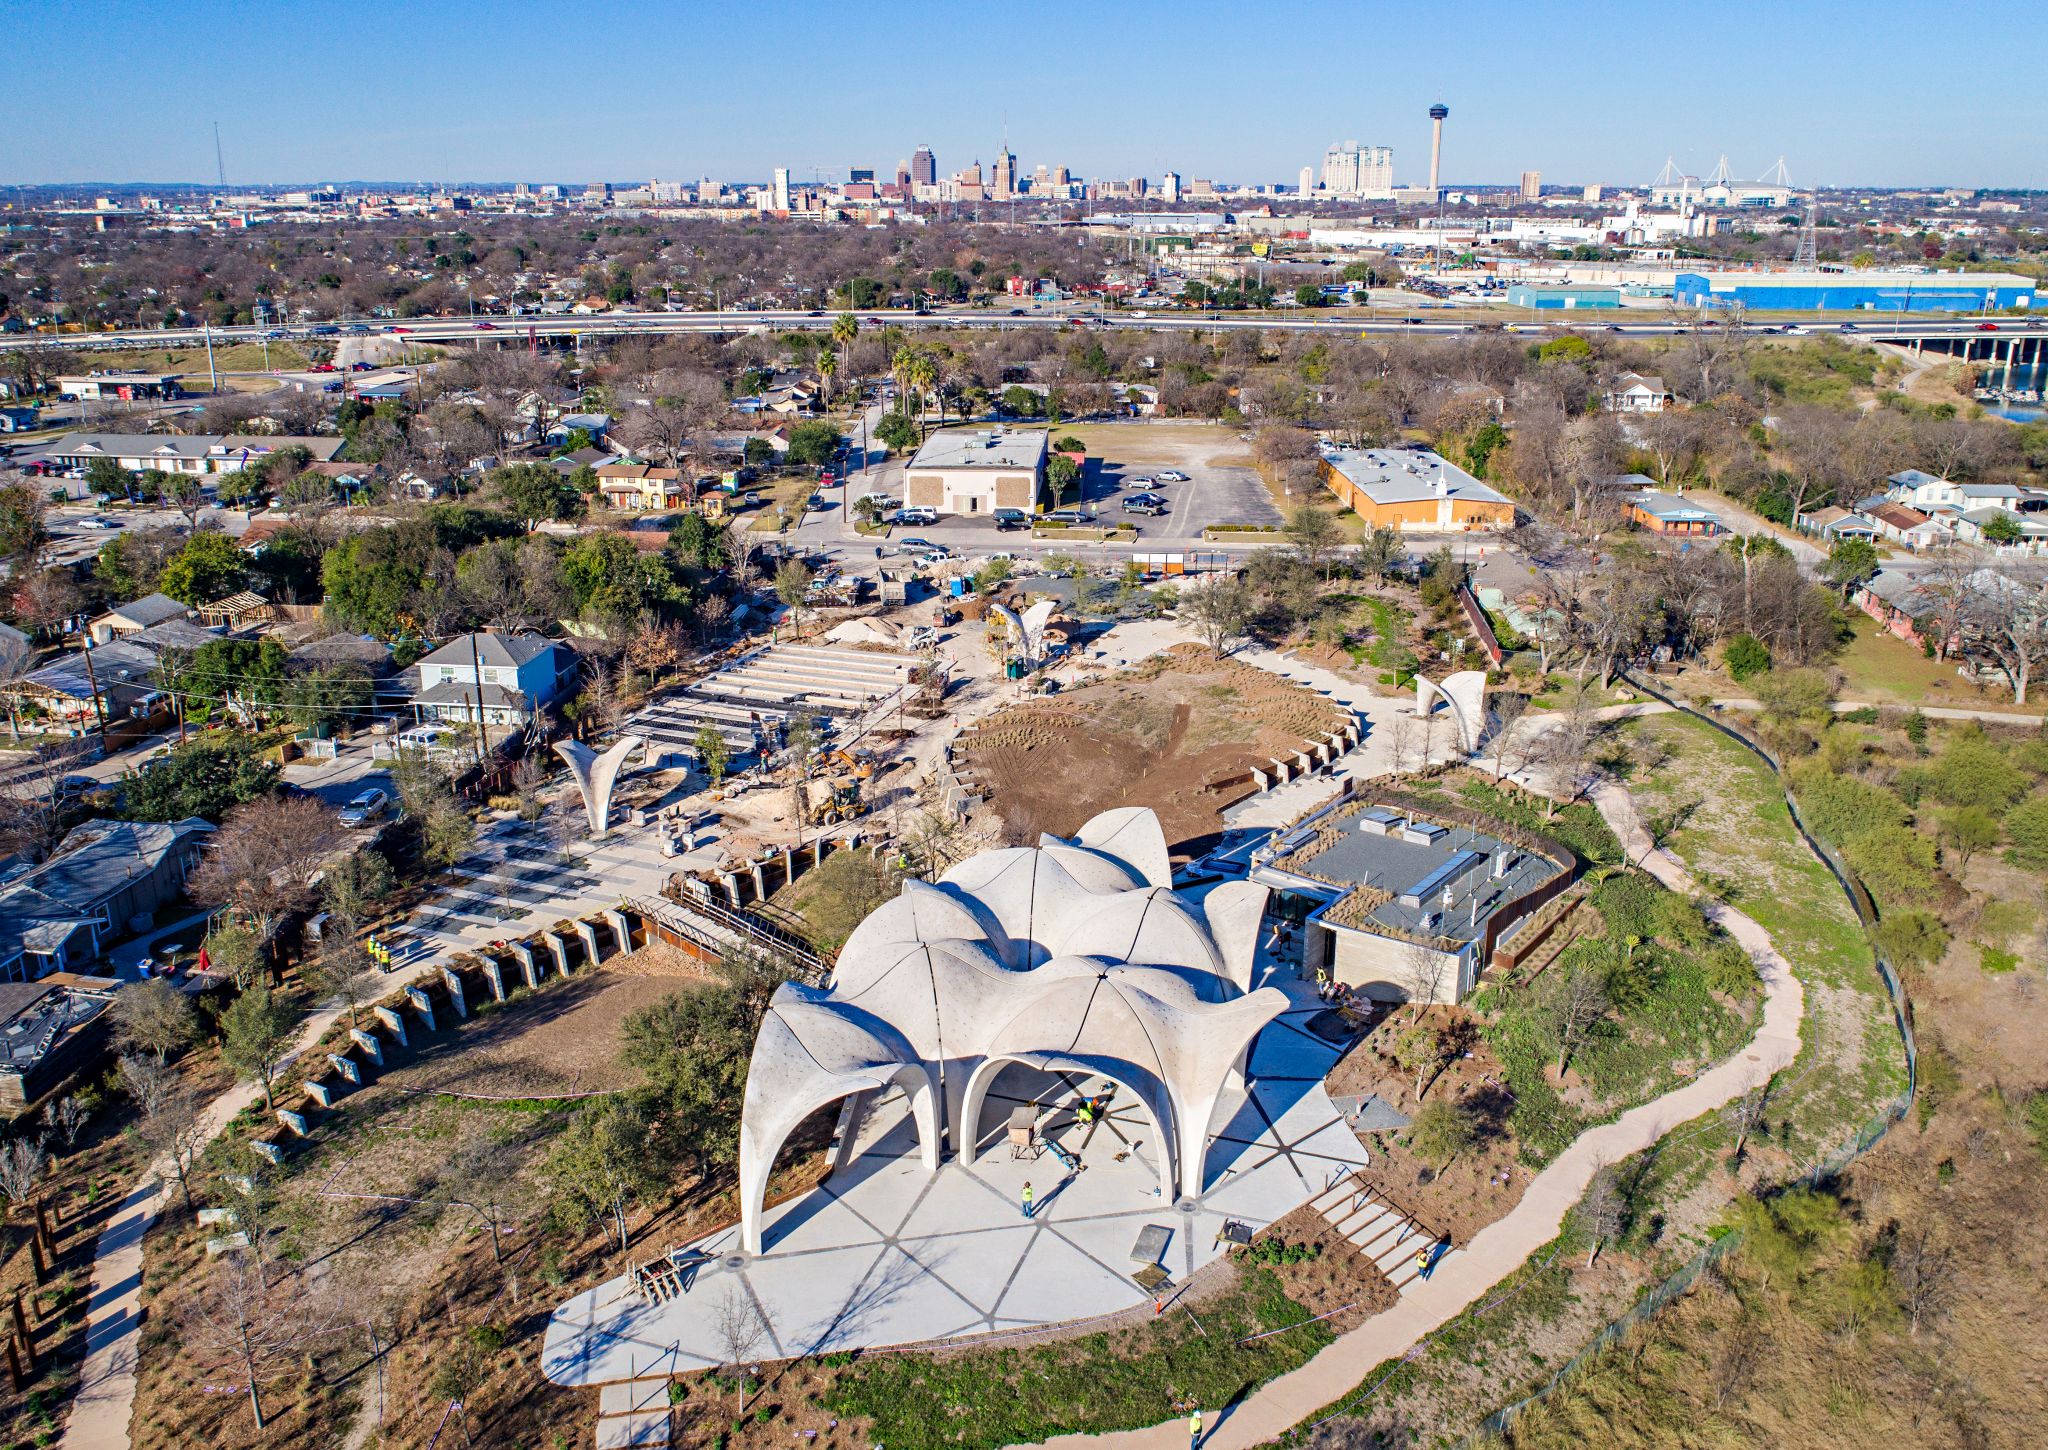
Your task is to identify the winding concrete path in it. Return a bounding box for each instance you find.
[1025,773,1807,1450]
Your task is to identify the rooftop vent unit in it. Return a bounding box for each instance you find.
[1399,847,1486,909]
[1493,851,1516,878]
[1400,820,1448,845]
[1357,808,1404,837]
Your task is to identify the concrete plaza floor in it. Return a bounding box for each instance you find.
[541,1000,1368,1385]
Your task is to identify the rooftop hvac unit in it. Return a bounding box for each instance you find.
[1494,852,1516,878]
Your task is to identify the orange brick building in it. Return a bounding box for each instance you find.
[1319,448,1516,532]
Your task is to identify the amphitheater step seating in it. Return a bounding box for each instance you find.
[1308,1173,1449,1293]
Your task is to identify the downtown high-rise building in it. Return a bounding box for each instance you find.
[1519,169,1542,201]
[910,146,937,186]
[1320,141,1394,197]
[991,146,1016,199]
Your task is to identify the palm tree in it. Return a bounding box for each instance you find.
[816,347,838,407]
[831,311,859,353]
[906,354,937,438]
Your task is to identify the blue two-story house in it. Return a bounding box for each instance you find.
[409,632,576,727]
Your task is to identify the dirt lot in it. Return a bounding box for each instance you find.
[378,940,710,1098]
[959,643,1350,854]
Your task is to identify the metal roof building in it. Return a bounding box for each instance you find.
[1674,270,2035,313]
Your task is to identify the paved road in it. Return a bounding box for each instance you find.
[6,307,2038,356]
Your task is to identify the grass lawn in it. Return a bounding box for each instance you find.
[746,473,816,532]
[823,1264,1330,1447]
[75,342,317,375]
[1626,711,1908,1153]
[1833,614,2009,709]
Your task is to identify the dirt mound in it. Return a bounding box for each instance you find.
[959,644,1348,855]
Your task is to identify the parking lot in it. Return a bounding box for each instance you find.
[813,420,1283,550]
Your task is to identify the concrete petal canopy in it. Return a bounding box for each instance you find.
[735,808,1288,1255]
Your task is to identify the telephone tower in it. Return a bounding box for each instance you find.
[1793,192,1818,267]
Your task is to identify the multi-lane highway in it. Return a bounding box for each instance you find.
[3,305,2042,354]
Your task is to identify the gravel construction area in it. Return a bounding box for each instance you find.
[377,941,710,1099]
[959,643,1349,855]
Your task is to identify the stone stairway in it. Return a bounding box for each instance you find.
[1307,1173,1449,1293]
[595,1379,674,1448]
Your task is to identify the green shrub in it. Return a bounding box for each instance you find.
[1842,823,1941,905]
[1790,767,1910,848]
[1926,735,2030,812]
[1723,633,1771,681]
[1979,944,2019,974]
[2002,794,2048,864]
[1871,909,1949,968]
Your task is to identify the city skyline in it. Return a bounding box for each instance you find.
[4,0,2045,190]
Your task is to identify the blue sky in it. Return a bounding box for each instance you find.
[7,0,2044,188]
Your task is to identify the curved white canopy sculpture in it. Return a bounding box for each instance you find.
[555,734,645,837]
[734,808,1287,1254]
[1413,671,1489,755]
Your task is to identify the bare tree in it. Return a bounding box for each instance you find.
[1888,1226,1959,1337]
[114,976,201,1064]
[1385,709,1417,775]
[186,795,345,949]
[1400,941,1451,1021]
[122,1057,205,1213]
[711,1287,767,1412]
[1723,1076,1773,1168]
[184,1251,344,1432]
[1180,574,1254,657]
[305,937,380,1031]
[1708,1316,1765,1410]
[0,1137,50,1213]
[437,1123,528,1272]
[1966,564,2048,706]
[43,1095,87,1154]
[1577,1164,1627,1266]
[1538,964,1611,1077]
[1488,693,1531,782]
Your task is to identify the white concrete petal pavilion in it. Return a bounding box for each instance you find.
[541,810,1373,1386]
[736,808,1291,1254]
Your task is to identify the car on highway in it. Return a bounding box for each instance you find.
[339,788,389,828]
[263,329,287,340]
[1977,321,2001,332]
[1838,323,1858,333]
[1007,308,1026,316]
[343,324,371,335]
[473,321,498,331]
[1122,494,1169,515]
[77,517,121,530]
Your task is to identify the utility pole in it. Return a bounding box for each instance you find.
[202,320,219,392]
[81,642,109,757]
[467,633,490,769]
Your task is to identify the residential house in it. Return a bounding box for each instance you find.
[1624,488,1726,537]
[548,446,615,480]
[0,817,213,979]
[1854,570,1937,650]
[1319,447,1516,532]
[409,632,576,726]
[0,975,120,1111]
[196,591,276,631]
[543,412,613,446]
[6,640,163,733]
[1955,507,2048,552]
[88,593,190,645]
[0,407,39,433]
[1603,372,1674,414]
[27,433,341,477]
[1799,505,1880,542]
[1865,502,1949,551]
[593,463,689,512]
[290,633,408,711]
[53,373,181,402]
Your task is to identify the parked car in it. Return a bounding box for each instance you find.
[339,788,389,827]
[1046,509,1088,524]
[898,535,938,551]
[896,506,939,526]
[77,517,121,530]
[54,774,98,802]
[1125,475,1156,489]
[1122,495,1169,515]
[1155,470,1190,483]
[992,508,1031,530]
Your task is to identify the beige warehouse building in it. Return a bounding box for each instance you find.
[903,427,1047,517]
